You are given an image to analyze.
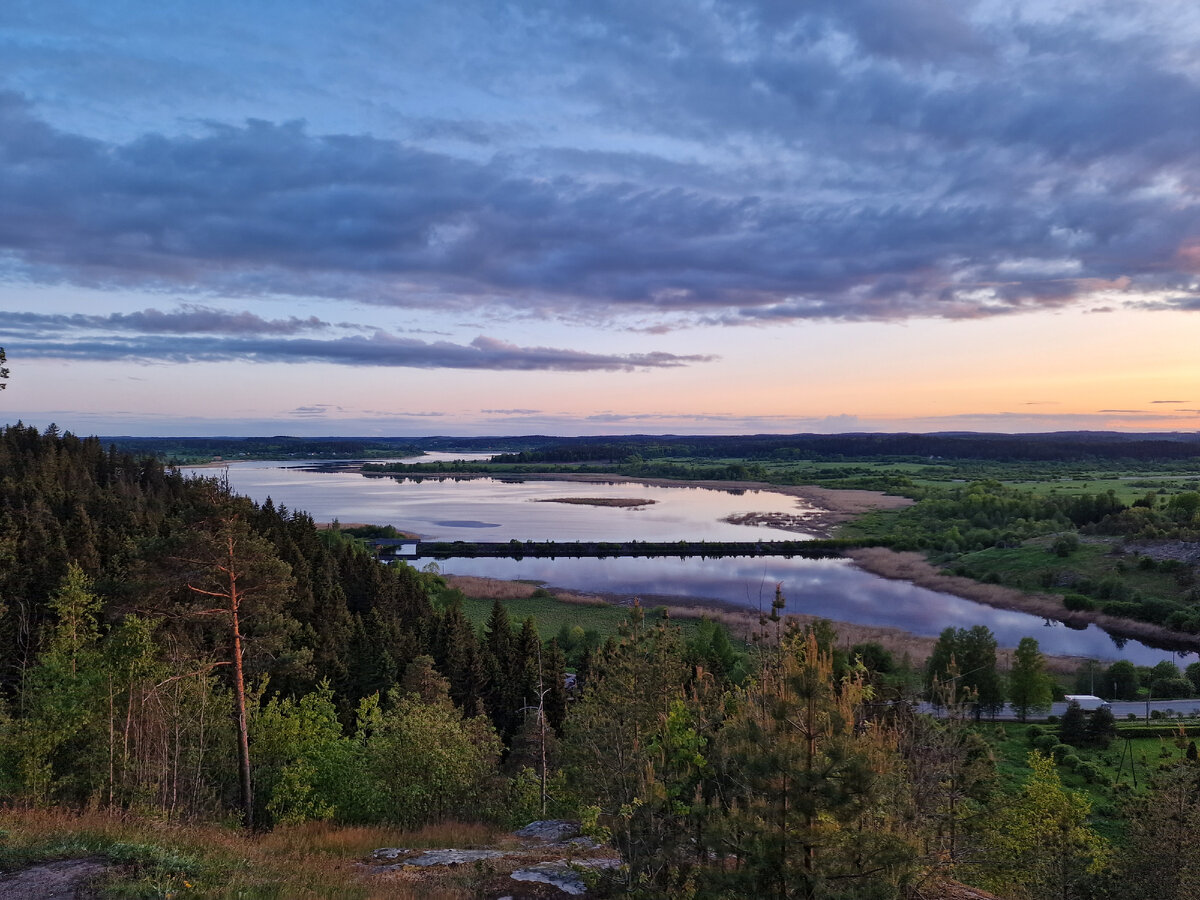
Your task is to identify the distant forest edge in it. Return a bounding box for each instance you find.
[99,430,1200,466]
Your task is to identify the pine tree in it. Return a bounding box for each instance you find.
[178,509,299,830]
[709,628,914,899]
[1059,702,1088,747]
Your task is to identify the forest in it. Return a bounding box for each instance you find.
[3,422,1200,898]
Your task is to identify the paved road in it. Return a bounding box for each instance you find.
[918,698,1200,721]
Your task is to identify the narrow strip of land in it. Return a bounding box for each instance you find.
[409,539,848,558]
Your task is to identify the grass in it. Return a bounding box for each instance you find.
[975,719,1200,843]
[955,539,1193,605]
[0,809,504,899]
[449,587,715,644]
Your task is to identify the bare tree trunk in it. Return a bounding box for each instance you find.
[228,560,254,830]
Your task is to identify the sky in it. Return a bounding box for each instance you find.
[1,0,1199,437]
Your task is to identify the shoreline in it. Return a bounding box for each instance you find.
[847,547,1200,654]
[332,469,1199,658]
[441,574,1091,673]
[361,469,913,538]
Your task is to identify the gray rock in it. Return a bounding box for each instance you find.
[513,819,582,843]
[566,836,604,850]
[402,849,505,867]
[509,858,621,896]
[372,848,409,860]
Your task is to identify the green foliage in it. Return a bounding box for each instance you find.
[361,690,502,828]
[560,617,699,888]
[250,682,361,827]
[685,615,748,685]
[1009,637,1053,721]
[706,629,916,899]
[1106,660,1140,701]
[1052,534,1081,557]
[968,751,1110,899]
[1111,763,1200,898]
[1064,593,1095,611]
[1059,702,1089,747]
[926,625,1004,718]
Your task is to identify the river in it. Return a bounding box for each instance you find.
[185,457,1192,666]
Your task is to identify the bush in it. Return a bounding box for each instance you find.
[1063,594,1095,612]
[1059,753,1082,770]
[1077,762,1107,785]
[1026,725,1047,742]
[1052,534,1080,557]
[1050,743,1072,763]
[1154,677,1193,700]
[363,692,503,828]
[1032,734,1060,755]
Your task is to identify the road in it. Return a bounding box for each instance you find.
[917,698,1200,721]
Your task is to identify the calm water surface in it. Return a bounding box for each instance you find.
[188,458,1192,665]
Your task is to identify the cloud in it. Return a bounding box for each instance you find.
[5,328,715,372]
[1,306,329,336]
[5,9,1200,334]
[1151,399,1189,404]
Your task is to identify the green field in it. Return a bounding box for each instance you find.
[448,588,716,646]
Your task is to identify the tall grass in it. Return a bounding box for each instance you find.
[0,809,503,899]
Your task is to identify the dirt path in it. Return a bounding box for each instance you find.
[0,858,109,899]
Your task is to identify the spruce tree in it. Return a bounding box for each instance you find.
[1009,636,1053,721]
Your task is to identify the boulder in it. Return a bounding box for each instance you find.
[509,858,619,896]
[513,820,582,843]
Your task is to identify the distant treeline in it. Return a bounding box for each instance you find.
[92,431,1200,467]
[491,431,1200,465]
[98,435,428,463]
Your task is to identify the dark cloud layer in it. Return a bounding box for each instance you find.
[3,2,1200,330]
[3,306,328,335]
[8,329,712,372]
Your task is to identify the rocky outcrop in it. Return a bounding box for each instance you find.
[368,820,622,895]
[513,820,581,843]
[509,858,621,896]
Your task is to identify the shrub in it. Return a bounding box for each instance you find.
[1063,594,1095,612]
[1050,743,1072,763]
[1026,725,1047,742]
[363,691,503,828]
[1076,762,1107,785]
[1033,734,1060,754]
[1059,753,1082,770]
[1052,535,1080,557]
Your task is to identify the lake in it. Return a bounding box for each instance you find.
[186,457,1192,665]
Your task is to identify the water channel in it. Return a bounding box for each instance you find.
[185,456,1192,666]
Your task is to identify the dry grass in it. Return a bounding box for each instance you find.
[0,808,509,899]
[444,575,611,607]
